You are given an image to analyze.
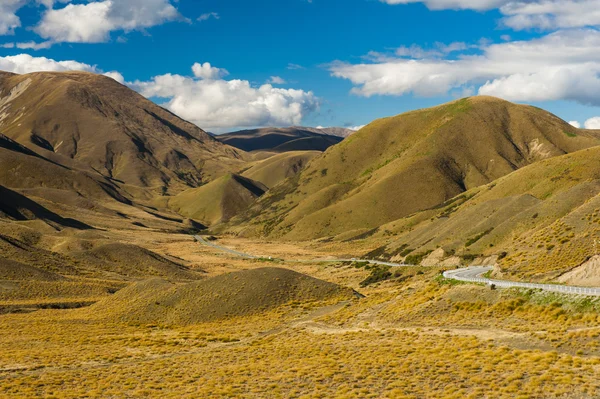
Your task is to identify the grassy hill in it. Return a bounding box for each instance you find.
[96,267,355,325]
[363,145,600,282]
[241,151,320,188]
[0,71,246,196]
[0,185,91,230]
[295,126,357,138]
[216,127,343,152]
[168,174,267,226]
[228,96,600,240]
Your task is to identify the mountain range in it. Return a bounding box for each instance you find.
[3,70,600,283]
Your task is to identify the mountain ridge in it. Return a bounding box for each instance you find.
[225,96,600,240]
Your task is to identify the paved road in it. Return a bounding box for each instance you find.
[194,235,259,259]
[444,266,600,297]
[193,235,410,267]
[195,235,600,297]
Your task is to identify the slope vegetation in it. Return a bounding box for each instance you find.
[73,243,201,280]
[364,145,600,282]
[0,185,91,230]
[96,267,355,325]
[0,71,245,195]
[241,151,320,188]
[230,96,600,239]
[168,174,267,226]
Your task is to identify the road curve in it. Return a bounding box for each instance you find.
[444,266,600,297]
[195,236,600,297]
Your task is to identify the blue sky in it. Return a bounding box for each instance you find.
[1,0,600,132]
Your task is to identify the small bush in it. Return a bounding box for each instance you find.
[360,266,392,287]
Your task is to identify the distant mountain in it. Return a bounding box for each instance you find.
[215,127,343,152]
[292,126,357,138]
[227,96,600,240]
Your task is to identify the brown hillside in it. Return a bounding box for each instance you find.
[362,145,600,281]
[0,185,91,230]
[168,174,267,226]
[229,96,600,239]
[0,133,128,205]
[216,127,343,152]
[296,126,357,138]
[73,243,202,280]
[241,151,320,188]
[96,267,354,325]
[0,258,65,282]
[0,71,246,195]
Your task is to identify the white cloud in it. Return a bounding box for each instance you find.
[35,0,182,43]
[103,71,125,84]
[198,12,219,21]
[191,62,228,80]
[0,55,319,131]
[382,0,600,31]
[585,117,600,129]
[131,64,319,130]
[0,0,27,36]
[569,121,581,128]
[16,40,53,50]
[267,76,286,84]
[501,1,600,31]
[0,53,126,84]
[380,0,510,11]
[0,53,97,74]
[348,125,366,131]
[329,29,600,105]
[385,42,470,59]
[287,63,305,70]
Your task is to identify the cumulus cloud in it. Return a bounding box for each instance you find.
[383,0,600,31]
[0,55,319,131]
[585,117,600,129]
[103,71,125,84]
[569,121,581,128]
[0,53,127,84]
[0,0,27,36]
[131,67,319,130]
[329,29,600,105]
[191,62,228,80]
[0,53,97,74]
[267,76,286,84]
[35,0,183,43]
[500,1,600,31]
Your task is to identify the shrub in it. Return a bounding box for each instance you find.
[360,266,392,287]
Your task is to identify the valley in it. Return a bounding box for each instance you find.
[3,70,600,398]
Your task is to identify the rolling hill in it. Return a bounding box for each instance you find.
[216,127,343,152]
[226,96,600,240]
[0,185,91,230]
[296,126,358,138]
[241,151,321,188]
[167,174,268,226]
[96,267,355,325]
[363,145,600,282]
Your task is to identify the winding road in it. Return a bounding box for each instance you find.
[194,235,600,297]
[444,266,600,297]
